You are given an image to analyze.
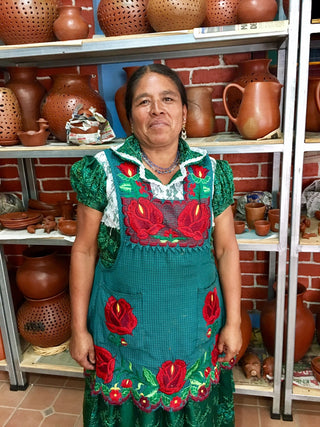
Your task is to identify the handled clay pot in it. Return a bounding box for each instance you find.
[306,77,320,132]
[223,81,282,140]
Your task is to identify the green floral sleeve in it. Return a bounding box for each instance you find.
[70,155,107,212]
[213,160,235,217]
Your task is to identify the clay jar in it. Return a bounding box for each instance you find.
[268,208,280,232]
[260,283,315,362]
[16,246,69,300]
[223,81,282,140]
[185,86,215,138]
[254,220,271,236]
[0,87,23,146]
[115,66,140,136]
[53,6,89,41]
[98,0,152,36]
[237,0,278,24]
[306,77,320,132]
[204,0,240,27]
[245,202,266,229]
[234,220,245,234]
[147,0,206,32]
[5,67,46,132]
[41,74,107,141]
[0,0,59,45]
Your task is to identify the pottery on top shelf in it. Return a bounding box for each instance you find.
[53,5,90,41]
[203,0,240,27]
[237,0,278,24]
[0,87,23,146]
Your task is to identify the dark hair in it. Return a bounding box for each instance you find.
[125,63,188,120]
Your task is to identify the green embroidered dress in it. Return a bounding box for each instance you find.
[70,136,236,427]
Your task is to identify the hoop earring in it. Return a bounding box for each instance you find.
[181,123,187,140]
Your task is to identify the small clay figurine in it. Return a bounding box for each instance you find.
[241,352,261,379]
[262,356,274,380]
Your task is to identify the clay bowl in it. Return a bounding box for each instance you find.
[254,220,271,236]
[0,211,43,230]
[58,219,77,236]
[268,208,280,232]
[234,220,245,234]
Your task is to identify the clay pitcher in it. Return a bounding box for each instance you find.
[53,5,89,41]
[306,77,320,132]
[185,86,215,137]
[223,81,282,140]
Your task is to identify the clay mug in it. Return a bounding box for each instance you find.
[268,208,280,232]
[306,77,320,132]
[223,81,282,140]
[245,202,266,229]
[234,220,245,234]
[254,219,270,236]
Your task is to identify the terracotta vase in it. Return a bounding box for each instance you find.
[53,6,89,41]
[237,0,278,24]
[115,66,140,135]
[203,0,240,27]
[0,330,5,361]
[223,81,282,140]
[147,0,206,32]
[283,0,289,18]
[16,246,69,300]
[185,86,215,137]
[245,202,266,229]
[226,58,280,118]
[260,283,315,362]
[98,0,152,37]
[17,291,71,348]
[306,77,320,132]
[5,67,46,132]
[41,74,107,141]
[0,87,23,146]
[0,0,59,45]
[238,304,252,361]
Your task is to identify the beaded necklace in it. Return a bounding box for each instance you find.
[141,150,180,174]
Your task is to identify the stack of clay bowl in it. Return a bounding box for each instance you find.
[0,211,43,230]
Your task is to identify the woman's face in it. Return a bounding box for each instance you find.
[130,72,187,150]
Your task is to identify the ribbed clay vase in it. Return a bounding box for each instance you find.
[98,0,152,36]
[41,74,107,141]
[237,0,278,24]
[0,87,23,146]
[185,86,215,137]
[226,58,280,117]
[260,282,315,362]
[5,67,46,131]
[115,66,140,136]
[147,0,207,32]
[203,0,240,27]
[17,291,71,348]
[0,0,59,45]
[306,77,320,132]
[53,5,89,41]
[16,246,69,300]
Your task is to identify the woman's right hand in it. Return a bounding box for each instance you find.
[70,330,96,370]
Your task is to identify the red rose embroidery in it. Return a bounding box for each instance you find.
[202,288,220,326]
[109,388,122,403]
[178,199,210,240]
[191,165,209,179]
[118,162,138,177]
[126,197,165,239]
[156,360,187,395]
[121,379,132,388]
[95,345,115,384]
[170,396,183,411]
[105,296,138,335]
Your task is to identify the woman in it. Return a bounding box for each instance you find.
[69,63,242,426]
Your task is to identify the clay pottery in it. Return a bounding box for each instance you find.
[5,67,46,132]
[41,74,107,141]
[268,208,280,232]
[203,0,240,27]
[0,87,23,146]
[237,0,278,24]
[58,219,77,236]
[0,330,5,361]
[245,202,266,229]
[53,6,89,41]
[0,211,43,230]
[226,58,280,117]
[0,0,59,45]
[238,304,252,361]
[115,66,140,135]
[254,219,270,236]
[234,220,245,234]
[147,0,206,32]
[283,0,289,18]
[16,246,69,300]
[306,77,320,132]
[16,291,71,348]
[60,201,74,220]
[98,0,152,37]
[17,119,50,146]
[185,86,215,137]
[316,313,320,344]
[241,352,261,378]
[223,81,282,140]
[260,282,315,362]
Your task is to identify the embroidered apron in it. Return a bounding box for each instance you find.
[86,149,232,412]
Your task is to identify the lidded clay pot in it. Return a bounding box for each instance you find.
[237,0,278,24]
[245,202,266,229]
[98,0,152,36]
[203,0,240,27]
[0,87,23,146]
[147,0,207,32]
[254,219,271,236]
[185,86,215,138]
[53,5,89,41]
[0,0,59,45]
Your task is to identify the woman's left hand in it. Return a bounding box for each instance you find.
[217,323,242,363]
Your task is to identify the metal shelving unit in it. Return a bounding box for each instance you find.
[284,0,320,419]
[0,1,300,417]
